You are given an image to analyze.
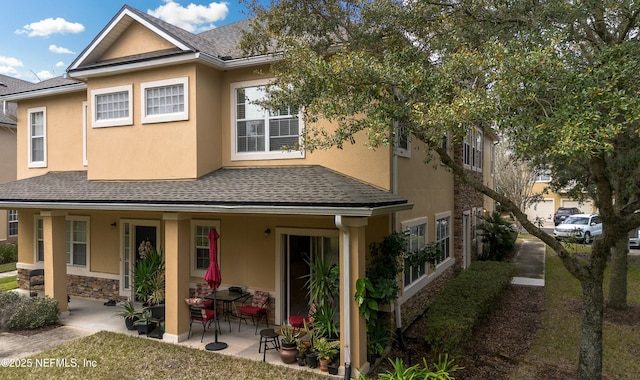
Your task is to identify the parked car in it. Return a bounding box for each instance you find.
[553,214,602,244]
[630,228,640,249]
[553,207,582,226]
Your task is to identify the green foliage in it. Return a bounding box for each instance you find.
[115,301,140,321]
[0,292,59,330]
[425,261,514,355]
[359,356,459,380]
[312,302,339,340]
[134,246,165,305]
[313,336,340,360]
[477,211,518,261]
[302,253,339,339]
[0,244,18,264]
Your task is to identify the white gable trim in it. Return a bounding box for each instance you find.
[69,8,192,71]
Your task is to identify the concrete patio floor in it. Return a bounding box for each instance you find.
[3,290,337,377]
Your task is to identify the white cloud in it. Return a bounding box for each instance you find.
[148,0,229,33]
[35,70,55,81]
[16,17,84,37]
[55,61,65,68]
[49,45,75,54]
[0,66,21,76]
[0,56,24,67]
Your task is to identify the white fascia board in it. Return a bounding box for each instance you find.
[0,83,87,102]
[68,53,201,79]
[70,8,192,71]
[0,201,412,217]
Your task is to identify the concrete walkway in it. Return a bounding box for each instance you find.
[511,238,546,286]
[0,270,17,279]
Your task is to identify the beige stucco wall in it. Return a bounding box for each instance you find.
[16,92,87,180]
[394,139,455,233]
[100,20,176,61]
[0,127,16,241]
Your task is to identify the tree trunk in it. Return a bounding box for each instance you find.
[577,270,604,380]
[607,236,628,309]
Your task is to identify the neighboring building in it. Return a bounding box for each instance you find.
[525,172,596,226]
[0,74,31,244]
[0,6,496,375]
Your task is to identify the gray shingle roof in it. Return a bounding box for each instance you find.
[0,166,408,214]
[0,74,32,127]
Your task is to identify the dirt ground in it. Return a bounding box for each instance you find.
[369,284,546,379]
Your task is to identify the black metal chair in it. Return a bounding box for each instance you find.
[188,306,220,342]
[28,269,45,296]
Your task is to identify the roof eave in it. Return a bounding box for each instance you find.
[0,83,86,102]
[0,201,412,217]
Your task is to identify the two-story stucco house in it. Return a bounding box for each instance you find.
[0,74,31,244]
[0,5,496,375]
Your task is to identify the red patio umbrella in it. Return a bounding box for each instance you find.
[204,228,227,351]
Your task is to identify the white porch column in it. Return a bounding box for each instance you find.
[41,210,68,313]
[163,212,190,343]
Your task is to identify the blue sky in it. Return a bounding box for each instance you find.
[1,1,263,83]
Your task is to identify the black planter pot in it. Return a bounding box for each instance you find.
[305,351,318,368]
[296,353,306,366]
[124,317,139,331]
[136,321,157,335]
[328,362,339,375]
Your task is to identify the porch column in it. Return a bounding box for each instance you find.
[163,213,190,343]
[336,216,368,377]
[41,211,68,313]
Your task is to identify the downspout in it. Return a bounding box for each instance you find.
[335,215,352,379]
[391,122,409,354]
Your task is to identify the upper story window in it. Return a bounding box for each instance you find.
[8,210,18,237]
[91,84,133,128]
[402,217,428,288]
[463,127,483,172]
[28,106,47,168]
[395,121,410,158]
[231,80,303,161]
[536,170,552,182]
[141,77,189,124]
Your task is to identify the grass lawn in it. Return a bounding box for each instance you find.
[512,246,640,378]
[0,275,17,291]
[0,331,332,380]
[0,262,16,272]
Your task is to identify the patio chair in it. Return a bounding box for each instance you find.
[237,290,269,334]
[28,269,45,297]
[188,306,221,342]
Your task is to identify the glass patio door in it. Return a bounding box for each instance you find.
[121,220,159,298]
[283,234,339,320]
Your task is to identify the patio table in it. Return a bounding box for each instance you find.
[205,290,250,327]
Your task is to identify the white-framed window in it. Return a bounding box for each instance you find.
[141,77,189,124]
[191,220,221,277]
[402,217,428,288]
[435,212,451,264]
[91,84,133,128]
[463,128,483,171]
[28,106,47,168]
[231,79,303,161]
[395,121,410,158]
[8,210,18,237]
[35,217,44,262]
[66,217,89,267]
[536,170,552,182]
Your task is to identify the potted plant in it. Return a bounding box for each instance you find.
[133,308,156,335]
[115,300,140,330]
[279,325,299,364]
[314,336,340,372]
[296,338,308,366]
[327,360,339,375]
[133,244,165,306]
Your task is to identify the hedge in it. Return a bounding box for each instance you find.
[424,261,515,355]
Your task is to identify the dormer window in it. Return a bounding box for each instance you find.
[231,79,304,161]
[141,77,189,124]
[91,84,133,128]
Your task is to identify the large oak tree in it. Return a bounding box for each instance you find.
[241,1,640,378]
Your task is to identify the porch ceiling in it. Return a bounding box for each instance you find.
[0,166,411,216]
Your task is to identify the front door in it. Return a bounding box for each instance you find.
[120,220,160,298]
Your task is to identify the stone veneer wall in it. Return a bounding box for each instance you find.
[18,269,123,301]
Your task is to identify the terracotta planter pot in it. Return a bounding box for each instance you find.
[279,344,298,364]
[319,357,330,372]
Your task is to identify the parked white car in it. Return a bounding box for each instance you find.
[630,228,640,249]
[553,214,603,244]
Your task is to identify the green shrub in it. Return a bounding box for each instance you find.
[0,292,59,330]
[425,261,514,355]
[477,211,518,261]
[0,243,18,264]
